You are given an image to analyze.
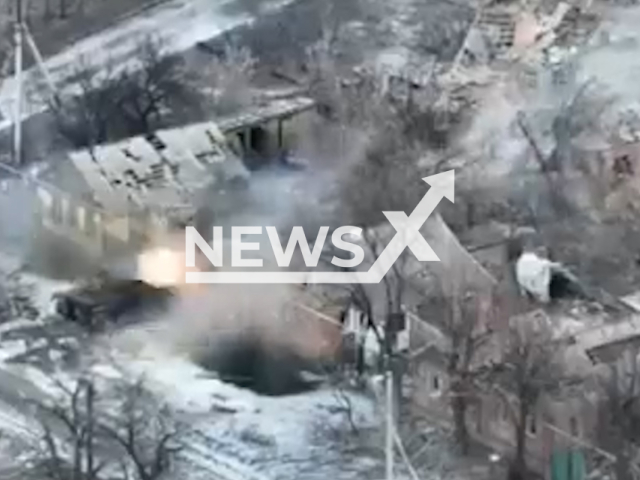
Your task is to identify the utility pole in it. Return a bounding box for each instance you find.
[384,307,406,480]
[13,0,23,166]
[85,379,95,478]
[385,367,394,480]
[23,25,59,106]
[10,0,58,166]
[384,312,404,480]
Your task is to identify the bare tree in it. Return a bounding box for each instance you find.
[516,81,615,222]
[114,35,198,136]
[490,312,563,480]
[321,227,413,422]
[29,378,106,480]
[548,81,612,176]
[340,277,383,377]
[48,35,199,149]
[203,43,257,115]
[419,285,493,455]
[324,367,360,436]
[28,376,183,480]
[0,15,11,83]
[47,58,118,151]
[100,380,183,480]
[324,118,460,420]
[597,347,640,480]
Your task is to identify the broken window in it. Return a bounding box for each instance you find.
[613,154,634,177]
[552,67,568,86]
[528,414,538,436]
[569,416,579,437]
[432,374,440,392]
[476,403,484,433]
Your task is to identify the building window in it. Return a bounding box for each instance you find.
[60,197,70,226]
[569,416,579,437]
[432,374,440,392]
[37,188,53,217]
[528,415,537,436]
[501,400,510,422]
[77,206,86,232]
[51,197,63,224]
[475,403,484,433]
[91,213,101,238]
[85,211,96,237]
[613,154,633,177]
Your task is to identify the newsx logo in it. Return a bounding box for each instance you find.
[185,170,454,284]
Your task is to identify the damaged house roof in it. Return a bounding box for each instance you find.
[58,97,315,216]
[68,121,248,214]
[575,314,640,363]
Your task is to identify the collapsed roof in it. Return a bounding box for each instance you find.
[68,121,248,215]
[64,96,316,216]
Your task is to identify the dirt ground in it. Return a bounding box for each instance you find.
[0,0,162,65]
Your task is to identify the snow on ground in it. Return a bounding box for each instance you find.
[0,263,78,396]
[0,270,431,480]
[17,273,73,316]
[0,258,72,360]
[0,401,39,439]
[0,247,73,313]
[89,340,387,480]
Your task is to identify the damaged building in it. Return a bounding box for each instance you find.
[217,95,316,170]
[31,96,316,271]
[34,120,246,266]
[403,214,640,479]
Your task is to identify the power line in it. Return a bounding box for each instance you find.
[13,0,24,165]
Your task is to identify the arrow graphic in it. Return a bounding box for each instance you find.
[185,170,455,284]
[365,169,455,282]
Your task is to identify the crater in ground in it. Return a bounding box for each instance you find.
[193,331,323,396]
